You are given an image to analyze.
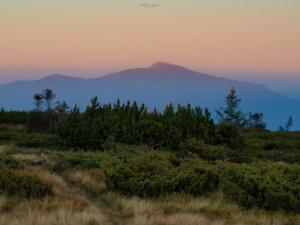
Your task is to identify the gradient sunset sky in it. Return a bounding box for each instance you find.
[1,0,299,84]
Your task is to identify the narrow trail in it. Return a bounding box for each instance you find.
[40,153,120,225]
[61,177,120,225]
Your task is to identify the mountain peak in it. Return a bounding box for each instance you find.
[37,74,82,81]
[148,62,187,74]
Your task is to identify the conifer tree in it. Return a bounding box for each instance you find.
[43,89,56,111]
[33,93,44,111]
[54,101,70,122]
[215,87,247,148]
[278,116,293,132]
[249,112,267,129]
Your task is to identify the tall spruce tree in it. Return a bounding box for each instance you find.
[215,87,247,148]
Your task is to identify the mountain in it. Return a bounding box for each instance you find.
[0,62,299,130]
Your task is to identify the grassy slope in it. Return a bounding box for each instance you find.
[0,125,300,225]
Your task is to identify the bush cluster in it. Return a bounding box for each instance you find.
[0,153,53,199]
[27,110,59,134]
[0,169,54,198]
[245,130,300,164]
[220,162,300,212]
[0,108,27,125]
[57,144,300,212]
[103,149,219,197]
[0,153,24,170]
[0,125,55,148]
[56,98,215,150]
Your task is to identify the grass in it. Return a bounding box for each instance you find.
[0,169,110,225]
[0,145,110,225]
[1,143,300,225]
[1,125,300,225]
[94,191,300,225]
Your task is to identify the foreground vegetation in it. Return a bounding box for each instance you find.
[1,123,300,224]
[1,88,300,224]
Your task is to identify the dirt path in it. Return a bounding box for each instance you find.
[40,153,120,225]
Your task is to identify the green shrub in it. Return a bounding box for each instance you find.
[220,162,300,212]
[0,153,24,170]
[56,98,215,151]
[180,138,229,161]
[56,151,108,170]
[263,141,278,150]
[13,132,56,148]
[0,131,13,142]
[26,110,59,134]
[102,147,219,197]
[0,109,27,125]
[0,169,54,198]
[57,144,300,212]
[0,124,55,148]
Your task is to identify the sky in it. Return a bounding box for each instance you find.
[1,0,300,98]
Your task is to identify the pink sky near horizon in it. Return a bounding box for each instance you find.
[0,0,300,83]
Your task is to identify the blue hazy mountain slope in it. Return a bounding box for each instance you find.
[0,62,299,131]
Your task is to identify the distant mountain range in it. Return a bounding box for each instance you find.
[1,62,299,130]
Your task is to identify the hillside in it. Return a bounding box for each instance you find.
[1,62,299,130]
[0,123,300,225]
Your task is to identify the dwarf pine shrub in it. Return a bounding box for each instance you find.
[102,148,219,197]
[219,162,300,212]
[0,169,54,198]
[0,153,24,170]
[0,153,53,199]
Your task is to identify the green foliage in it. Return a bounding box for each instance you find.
[0,108,27,125]
[56,98,215,150]
[26,110,59,134]
[0,152,53,199]
[215,87,247,149]
[56,151,108,170]
[278,116,293,132]
[0,124,55,148]
[248,112,267,129]
[56,141,300,212]
[27,89,69,134]
[103,148,219,197]
[180,138,230,161]
[220,162,300,212]
[245,130,300,164]
[0,169,54,198]
[13,132,56,148]
[215,87,247,128]
[0,153,24,170]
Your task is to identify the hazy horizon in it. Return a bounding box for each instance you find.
[1,62,300,102]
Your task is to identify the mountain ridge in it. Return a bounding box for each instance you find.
[0,62,299,130]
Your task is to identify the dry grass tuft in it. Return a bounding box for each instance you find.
[12,153,45,164]
[0,145,9,153]
[97,191,300,225]
[67,170,107,196]
[0,196,7,209]
[0,169,110,225]
[0,206,109,225]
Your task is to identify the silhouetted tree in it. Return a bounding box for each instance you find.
[43,89,56,111]
[55,101,70,122]
[28,89,59,133]
[215,87,247,149]
[249,112,267,129]
[278,116,293,132]
[33,93,44,111]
